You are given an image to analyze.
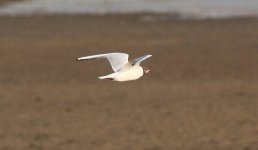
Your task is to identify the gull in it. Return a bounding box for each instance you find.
[77,52,152,82]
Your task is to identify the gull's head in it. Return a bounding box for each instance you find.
[143,66,151,74]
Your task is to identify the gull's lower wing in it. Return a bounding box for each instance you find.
[77,53,129,72]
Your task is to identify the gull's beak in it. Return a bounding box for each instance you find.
[145,69,151,74]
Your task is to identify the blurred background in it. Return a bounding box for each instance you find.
[0,0,258,150]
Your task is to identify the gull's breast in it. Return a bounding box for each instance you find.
[114,66,143,82]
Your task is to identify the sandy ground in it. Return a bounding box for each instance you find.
[0,15,258,150]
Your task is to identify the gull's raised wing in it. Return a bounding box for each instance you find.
[130,54,152,66]
[77,53,129,72]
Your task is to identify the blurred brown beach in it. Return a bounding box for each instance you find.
[0,1,258,150]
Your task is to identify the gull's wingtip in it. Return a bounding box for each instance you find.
[146,54,152,58]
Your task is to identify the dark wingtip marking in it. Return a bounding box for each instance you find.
[77,58,97,61]
[106,78,114,81]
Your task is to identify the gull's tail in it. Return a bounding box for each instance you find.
[98,73,116,81]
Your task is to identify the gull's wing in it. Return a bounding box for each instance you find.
[77,53,129,72]
[130,54,152,66]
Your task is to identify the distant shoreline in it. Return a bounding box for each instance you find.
[1,0,258,19]
[0,13,257,21]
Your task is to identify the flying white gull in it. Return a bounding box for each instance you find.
[77,52,152,82]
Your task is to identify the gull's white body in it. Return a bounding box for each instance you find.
[99,65,144,81]
[77,52,152,82]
